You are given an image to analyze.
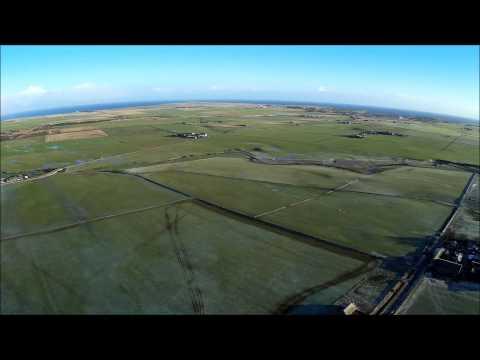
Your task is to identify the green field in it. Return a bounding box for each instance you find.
[1,172,186,238]
[262,192,452,257]
[1,201,366,314]
[129,157,359,188]
[347,167,471,203]
[1,103,478,314]
[2,105,478,174]
[397,277,480,315]
[137,157,465,257]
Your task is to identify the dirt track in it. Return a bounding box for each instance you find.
[254,179,359,219]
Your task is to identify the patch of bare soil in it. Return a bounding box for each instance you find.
[45,129,108,142]
[47,126,97,134]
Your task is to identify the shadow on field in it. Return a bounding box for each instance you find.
[345,237,432,310]
[274,260,376,314]
[446,281,480,292]
[380,236,429,271]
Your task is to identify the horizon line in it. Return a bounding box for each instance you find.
[1,98,478,123]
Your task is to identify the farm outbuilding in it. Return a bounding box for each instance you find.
[176,132,208,139]
[343,302,363,315]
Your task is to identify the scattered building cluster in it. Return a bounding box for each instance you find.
[0,167,66,185]
[1,174,29,183]
[174,132,208,139]
[431,240,480,282]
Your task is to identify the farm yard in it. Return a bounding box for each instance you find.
[1,103,479,314]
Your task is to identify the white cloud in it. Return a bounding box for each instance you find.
[19,85,47,96]
[317,86,327,92]
[73,82,96,90]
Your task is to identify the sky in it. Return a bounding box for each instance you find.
[1,45,478,120]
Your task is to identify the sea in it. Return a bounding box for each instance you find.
[1,99,477,124]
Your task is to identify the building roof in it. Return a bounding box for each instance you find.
[344,302,360,315]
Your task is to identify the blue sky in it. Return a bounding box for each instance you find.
[1,45,478,119]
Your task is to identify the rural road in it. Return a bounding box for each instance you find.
[374,172,478,315]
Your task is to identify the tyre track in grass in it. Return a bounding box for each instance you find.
[0,198,191,242]
[83,210,191,285]
[165,206,205,314]
[91,170,380,314]
[30,259,88,313]
[125,172,378,262]
[5,248,88,314]
[438,130,465,154]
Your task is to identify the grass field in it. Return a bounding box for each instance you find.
[2,105,478,174]
[1,103,478,314]
[1,172,186,238]
[136,157,465,257]
[1,201,367,314]
[132,156,471,203]
[129,157,359,188]
[146,170,321,216]
[347,167,471,203]
[262,192,452,257]
[450,176,479,242]
[397,277,480,315]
